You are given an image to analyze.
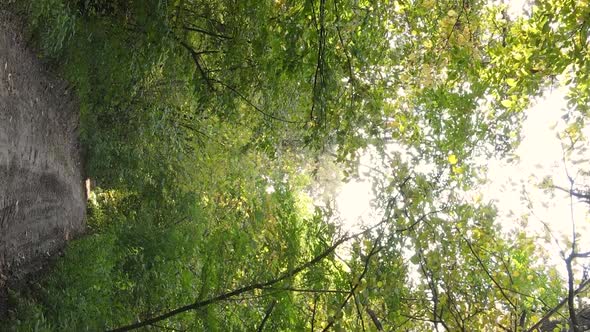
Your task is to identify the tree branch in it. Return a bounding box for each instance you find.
[366,307,384,331]
[182,25,232,40]
[552,185,590,204]
[525,278,590,332]
[108,224,386,331]
[459,228,517,310]
[321,236,382,331]
[310,0,327,125]
[256,300,277,332]
[566,255,581,332]
[573,251,590,258]
[311,295,318,331]
[352,291,366,332]
[178,41,214,90]
[209,78,304,124]
[262,286,348,294]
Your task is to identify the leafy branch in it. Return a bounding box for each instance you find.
[321,234,383,331]
[310,0,327,125]
[209,78,305,124]
[525,278,590,332]
[108,222,387,331]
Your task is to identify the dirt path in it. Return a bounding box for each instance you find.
[0,9,86,305]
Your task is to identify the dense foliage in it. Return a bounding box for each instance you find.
[2,0,590,331]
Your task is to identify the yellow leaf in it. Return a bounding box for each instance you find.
[456,33,467,45]
[422,0,435,8]
[506,78,517,87]
[474,193,482,203]
[501,99,513,108]
[448,154,458,165]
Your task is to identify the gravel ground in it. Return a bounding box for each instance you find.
[0,9,86,314]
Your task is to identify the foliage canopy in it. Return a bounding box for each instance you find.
[3,0,590,331]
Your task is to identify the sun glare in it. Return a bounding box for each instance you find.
[484,88,590,273]
[335,86,590,275]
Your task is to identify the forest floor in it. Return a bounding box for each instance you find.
[0,10,86,315]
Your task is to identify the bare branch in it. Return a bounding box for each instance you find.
[256,300,277,332]
[566,256,581,332]
[182,25,232,40]
[552,185,590,204]
[352,291,366,332]
[310,0,327,125]
[262,286,348,294]
[311,295,318,331]
[573,251,590,258]
[526,278,590,332]
[366,307,384,331]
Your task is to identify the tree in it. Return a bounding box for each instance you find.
[3,0,590,331]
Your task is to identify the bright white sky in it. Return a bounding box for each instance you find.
[483,88,590,272]
[506,0,528,19]
[334,164,374,232]
[334,86,590,276]
[335,0,533,229]
[333,0,590,278]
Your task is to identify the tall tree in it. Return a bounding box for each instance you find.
[4,0,590,331]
